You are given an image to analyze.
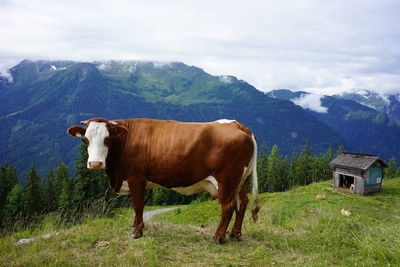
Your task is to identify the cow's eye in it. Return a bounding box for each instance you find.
[104,137,111,147]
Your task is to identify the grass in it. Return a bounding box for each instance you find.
[1,179,400,266]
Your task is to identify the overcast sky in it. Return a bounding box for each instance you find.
[0,0,399,95]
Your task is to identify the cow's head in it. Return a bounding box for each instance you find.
[67,118,128,169]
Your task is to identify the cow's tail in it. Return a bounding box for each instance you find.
[231,121,260,222]
[250,134,260,223]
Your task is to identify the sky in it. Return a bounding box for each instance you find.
[0,0,399,95]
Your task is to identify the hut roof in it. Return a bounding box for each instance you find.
[330,152,388,171]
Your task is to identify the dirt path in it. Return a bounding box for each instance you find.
[14,207,177,245]
[143,207,177,222]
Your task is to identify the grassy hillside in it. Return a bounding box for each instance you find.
[1,179,400,266]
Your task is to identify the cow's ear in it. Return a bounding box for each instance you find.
[67,126,86,138]
[111,125,128,137]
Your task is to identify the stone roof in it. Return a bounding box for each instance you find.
[330,152,388,171]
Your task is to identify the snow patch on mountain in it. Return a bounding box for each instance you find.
[50,65,66,71]
[96,60,175,73]
[152,61,172,69]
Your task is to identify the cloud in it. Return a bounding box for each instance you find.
[0,71,13,83]
[293,94,328,113]
[0,0,399,95]
[0,57,18,82]
[219,75,233,84]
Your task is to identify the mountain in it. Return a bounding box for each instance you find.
[267,89,400,160]
[266,89,305,101]
[335,90,400,125]
[0,60,344,176]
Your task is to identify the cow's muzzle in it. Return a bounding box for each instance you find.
[88,161,105,169]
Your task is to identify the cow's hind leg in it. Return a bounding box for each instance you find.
[213,178,238,244]
[128,180,145,239]
[229,183,249,240]
[213,198,235,244]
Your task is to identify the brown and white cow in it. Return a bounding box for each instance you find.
[67,117,260,243]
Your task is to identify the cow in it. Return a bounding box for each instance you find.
[67,117,260,243]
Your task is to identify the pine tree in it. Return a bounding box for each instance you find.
[151,187,169,205]
[2,184,23,225]
[280,155,290,191]
[42,170,56,213]
[0,164,18,214]
[385,157,397,179]
[290,151,301,188]
[310,155,325,182]
[52,162,70,210]
[257,143,269,193]
[58,175,74,213]
[299,141,313,185]
[23,164,43,218]
[267,145,282,192]
[325,147,334,163]
[321,147,334,181]
[336,145,345,156]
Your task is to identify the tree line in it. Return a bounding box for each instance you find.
[1,141,399,233]
[257,143,399,194]
[257,142,335,193]
[0,142,207,232]
[0,143,115,232]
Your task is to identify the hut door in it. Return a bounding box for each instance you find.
[343,175,354,188]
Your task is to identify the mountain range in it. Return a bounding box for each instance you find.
[334,90,400,125]
[0,60,397,176]
[267,89,400,161]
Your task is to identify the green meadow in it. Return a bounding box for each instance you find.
[1,179,399,266]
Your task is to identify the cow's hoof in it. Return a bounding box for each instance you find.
[229,232,242,241]
[130,233,143,239]
[213,236,225,244]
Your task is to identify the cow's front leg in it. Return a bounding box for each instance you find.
[128,179,145,239]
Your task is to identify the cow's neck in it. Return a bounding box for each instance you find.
[105,135,126,191]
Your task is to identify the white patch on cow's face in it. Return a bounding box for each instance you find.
[85,122,109,169]
[215,119,237,124]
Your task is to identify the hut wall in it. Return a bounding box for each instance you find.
[364,184,381,194]
[333,172,340,187]
[353,176,365,194]
[365,166,382,185]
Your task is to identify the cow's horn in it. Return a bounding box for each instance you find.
[109,121,119,126]
[80,120,89,125]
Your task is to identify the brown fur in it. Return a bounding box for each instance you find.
[68,118,259,243]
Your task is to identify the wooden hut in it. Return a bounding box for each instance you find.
[330,152,387,194]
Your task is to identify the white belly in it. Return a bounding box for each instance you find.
[118,176,219,197]
[171,176,218,196]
